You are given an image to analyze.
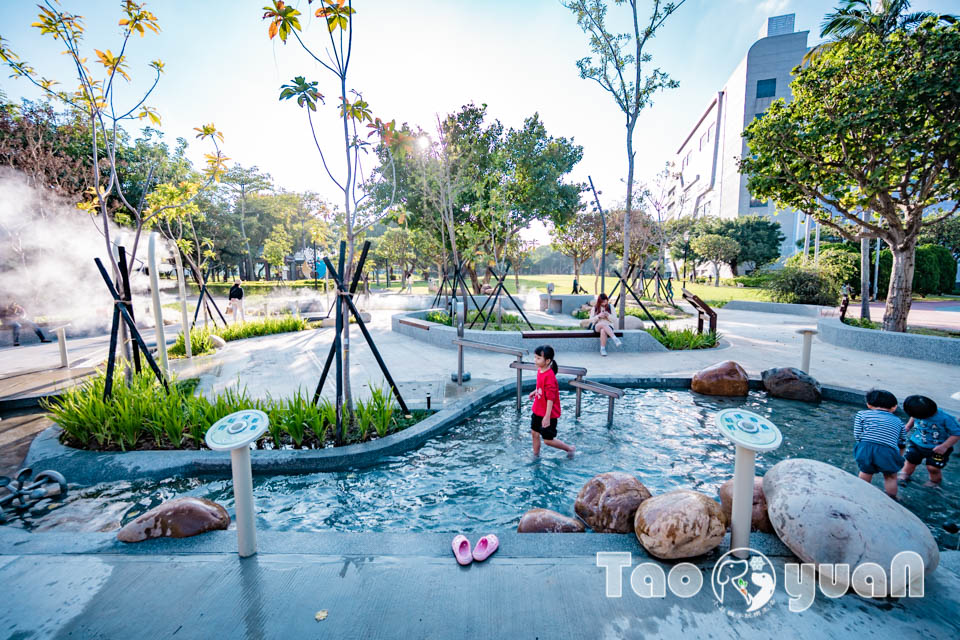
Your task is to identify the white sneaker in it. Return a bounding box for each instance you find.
[600,346,607,356]
[613,337,623,348]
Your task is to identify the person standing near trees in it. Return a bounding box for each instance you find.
[228,280,245,324]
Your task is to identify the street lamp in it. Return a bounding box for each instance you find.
[682,230,691,288]
[588,176,607,294]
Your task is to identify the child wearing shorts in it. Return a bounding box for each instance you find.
[899,395,960,488]
[528,345,575,458]
[853,389,906,499]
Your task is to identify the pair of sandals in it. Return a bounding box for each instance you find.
[452,534,498,566]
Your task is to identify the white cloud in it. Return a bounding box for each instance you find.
[756,0,792,15]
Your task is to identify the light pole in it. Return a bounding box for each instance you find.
[682,230,690,287]
[588,176,607,294]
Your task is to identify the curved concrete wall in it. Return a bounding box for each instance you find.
[818,317,960,365]
[723,300,822,317]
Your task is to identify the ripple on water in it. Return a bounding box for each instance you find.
[11,390,960,545]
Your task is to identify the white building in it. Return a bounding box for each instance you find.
[665,14,813,275]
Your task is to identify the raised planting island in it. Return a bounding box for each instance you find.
[391,309,669,352]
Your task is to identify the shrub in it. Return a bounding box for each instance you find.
[763,267,839,305]
[921,244,957,294]
[843,317,880,329]
[818,249,862,294]
[729,271,776,288]
[168,315,309,358]
[41,364,416,451]
[646,328,719,350]
[877,245,951,298]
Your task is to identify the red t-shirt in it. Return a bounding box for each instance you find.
[532,368,561,419]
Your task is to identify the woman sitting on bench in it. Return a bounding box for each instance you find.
[590,293,622,357]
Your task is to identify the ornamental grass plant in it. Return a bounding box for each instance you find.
[646,328,720,350]
[168,315,310,358]
[41,364,425,451]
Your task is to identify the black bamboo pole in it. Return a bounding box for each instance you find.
[613,268,666,337]
[117,247,142,374]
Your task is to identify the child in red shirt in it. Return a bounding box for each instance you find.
[528,345,575,458]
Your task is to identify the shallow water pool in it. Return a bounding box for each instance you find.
[12,389,960,546]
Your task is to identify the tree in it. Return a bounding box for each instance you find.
[818,0,955,43]
[262,225,293,279]
[0,2,226,276]
[690,234,739,286]
[608,206,657,290]
[701,216,784,275]
[739,20,960,331]
[920,216,960,260]
[374,227,417,285]
[564,0,686,327]
[551,210,602,284]
[223,165,273,279]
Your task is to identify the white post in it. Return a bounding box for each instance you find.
[230,446,257,558]
[148,233,169,376]
[173,249,192,359]
[730,446,756,559]
[797,328,818,374]
[56,327,69,368]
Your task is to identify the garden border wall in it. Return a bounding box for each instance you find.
[25,376,866,485]
[390,311,669,353]
[723,300,823,317]
[817,317,960,365]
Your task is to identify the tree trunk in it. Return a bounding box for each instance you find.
[620,125,636,330]
[860,235,871,320]
[713,261,720,286]
[883,241,916,332]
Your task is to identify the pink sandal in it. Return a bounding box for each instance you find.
[472,534,499,562]
[452,534,472,565]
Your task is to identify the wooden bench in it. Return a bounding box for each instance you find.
[398,318,431,331]
[452,338,528,388]
[569,379,625,426]
[520,330,623,339]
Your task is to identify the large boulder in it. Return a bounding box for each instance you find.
[764,459,939,594]
[517,508,585,533]
[208,334,227,349]
[691,361,749,397]
[718,477,773,533]
[117,497,229,543]
[761,367,822,403]
[633,490,727,559]
[575,472,652,533]
[622,315,644,330]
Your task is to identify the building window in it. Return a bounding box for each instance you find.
[682,150,692,168]
[756,78,776,99]
[754,112,765,121]
[749,197,767,208]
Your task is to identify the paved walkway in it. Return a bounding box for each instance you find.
[0,530,957,639]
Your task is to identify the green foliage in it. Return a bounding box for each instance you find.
[843,317,881,329]
[699,216,785,273]
[922,244,957,294]
[168,316,309,358]
[730,271,777,288]
[41,365,416,451]
[764,267,839,305]
[817,249,862,294]
[877,245,953,297]
[646,328,719,350]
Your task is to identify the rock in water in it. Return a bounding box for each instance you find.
[718,477,773,533]
[575,472,652,533]
[764,459,939,594]
[117,497,229,543]
[633,490,727,559]
[691,361,749,397]
[761,367,822,402]
[208,334,227,349]
[517,508,585,533]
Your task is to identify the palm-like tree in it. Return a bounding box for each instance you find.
[804,0,956,61]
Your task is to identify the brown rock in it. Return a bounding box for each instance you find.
[717,477,773,533]
[117,497,229,543]
[575,472,652,533]
[634,490,727,559]
[761,367,822,403]
[517,508,586,533]
[691,361,749,396]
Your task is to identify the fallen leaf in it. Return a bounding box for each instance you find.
[315,610,328,622]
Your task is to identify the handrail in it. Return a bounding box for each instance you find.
[569,379,625,398]
[452,338,527,358]
[681,288,717,334]
[509,361,587,378]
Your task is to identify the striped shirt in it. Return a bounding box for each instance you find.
[853,409,906,450]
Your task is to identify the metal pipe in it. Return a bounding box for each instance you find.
[730,446,756,559]
[231,446,257,558]
[148,233,169,376]
[173,248,192,360]
[516,356,523,411]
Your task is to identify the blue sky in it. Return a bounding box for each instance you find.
[2,0,957,243]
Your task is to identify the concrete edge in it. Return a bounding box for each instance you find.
[724,300,823,317]
[25,376,867,485]
[390,310,669,353]
[817,317,960,366]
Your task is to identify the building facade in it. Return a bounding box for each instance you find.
[665,14,813,276]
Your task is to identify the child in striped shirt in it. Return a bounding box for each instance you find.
[853,389,906,499]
